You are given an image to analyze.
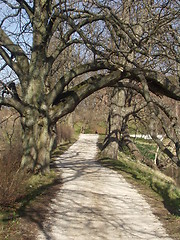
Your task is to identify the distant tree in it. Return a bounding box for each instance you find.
[0,0,179,173]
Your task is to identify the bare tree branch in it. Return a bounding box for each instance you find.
[47,60,115,106]
[15,0,34,23]
[0,27,29,79]
[50,69,123,122]
[0,96,24,114]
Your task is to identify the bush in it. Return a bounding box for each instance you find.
[0,142,27,208]
[56,123,73,143]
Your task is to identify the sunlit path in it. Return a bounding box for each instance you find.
[37,134,172,240]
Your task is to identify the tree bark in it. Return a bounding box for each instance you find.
[122,124,158,169]
[122,125,144,162]
[102,88,126,159]
[20,109,55,173]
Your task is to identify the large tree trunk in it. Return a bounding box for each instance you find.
[102,88,126,159]
[20,109,56,173]
[102,0,133,160]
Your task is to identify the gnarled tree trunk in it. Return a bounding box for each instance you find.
[20,108,56,174]
[102,88,126,159]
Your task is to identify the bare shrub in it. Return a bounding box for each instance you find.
[0,133,27,208]
[0,110,22,150]
[56,123,73,144]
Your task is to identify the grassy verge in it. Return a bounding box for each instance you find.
[134,138,157,160]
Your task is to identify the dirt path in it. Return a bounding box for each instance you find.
[37,134,172,240]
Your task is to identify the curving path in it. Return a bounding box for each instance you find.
[37,134,172,240]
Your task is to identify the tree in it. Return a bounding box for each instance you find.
[102,0,134,160]
[101,0,180,167]
[0,0,180,173]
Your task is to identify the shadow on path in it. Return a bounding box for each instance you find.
[35,134,172,240]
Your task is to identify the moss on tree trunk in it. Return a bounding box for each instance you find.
[21,109,55,173]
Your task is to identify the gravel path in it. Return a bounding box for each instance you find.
[37,134,172,240]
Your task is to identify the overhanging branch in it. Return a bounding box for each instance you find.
[50,69,123,123]
[123,67,180,100]
[47,60,116,106]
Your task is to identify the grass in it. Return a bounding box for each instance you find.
[97,134,180,238]
[134,139,157,160]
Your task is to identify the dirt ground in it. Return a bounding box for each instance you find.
[5,134,180,240]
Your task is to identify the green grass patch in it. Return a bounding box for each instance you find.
[133,139,157,161]
[99,152,180,216]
